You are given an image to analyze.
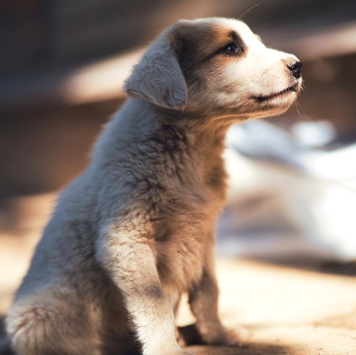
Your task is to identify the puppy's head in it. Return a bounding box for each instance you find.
[125,17,302,121]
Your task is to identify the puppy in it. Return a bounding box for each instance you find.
[6,17,302,355]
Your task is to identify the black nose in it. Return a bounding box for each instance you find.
[288,61,303,79]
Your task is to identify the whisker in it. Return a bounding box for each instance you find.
[238,3,260,20]
[294,100,302,117]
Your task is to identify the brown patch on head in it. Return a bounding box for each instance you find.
[169,22,246,87]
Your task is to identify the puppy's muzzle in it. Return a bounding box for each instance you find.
[288,61,303,79]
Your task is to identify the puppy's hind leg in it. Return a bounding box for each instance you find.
[6,292,100,355]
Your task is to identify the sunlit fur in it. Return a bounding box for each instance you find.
[6,18,301,355]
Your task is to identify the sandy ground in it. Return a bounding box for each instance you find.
[182,260,356,355]
[0,194,355,354]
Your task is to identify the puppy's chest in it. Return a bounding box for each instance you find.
[155,225,212,291]
[153,190,223,290]
[151,150,227,288]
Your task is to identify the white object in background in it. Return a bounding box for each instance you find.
[292,120,336,148]
[221,120,356,261]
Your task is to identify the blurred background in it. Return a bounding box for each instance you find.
[1,0,356,353]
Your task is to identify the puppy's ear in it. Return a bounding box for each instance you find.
[124,42,187,110]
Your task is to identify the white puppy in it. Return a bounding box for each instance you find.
[6,17,302,355]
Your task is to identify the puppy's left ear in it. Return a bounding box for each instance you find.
[124,42,187,110]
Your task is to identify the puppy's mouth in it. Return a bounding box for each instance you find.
[252,83,298,104]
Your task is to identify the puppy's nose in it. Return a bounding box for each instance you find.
[288,61,303,79]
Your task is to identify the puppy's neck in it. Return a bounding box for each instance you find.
[151,102,233,154]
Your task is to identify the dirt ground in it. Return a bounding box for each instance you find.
[0,194,356,355]
[182,259,356,355]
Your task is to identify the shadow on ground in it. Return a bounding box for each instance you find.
[240,256,356,277]
[186,342,299,355]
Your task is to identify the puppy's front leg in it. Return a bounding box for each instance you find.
[97,230,189,355]
[188,252,241,346]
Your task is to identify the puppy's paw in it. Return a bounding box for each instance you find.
[219,327,244,346]
[198,323,245,346]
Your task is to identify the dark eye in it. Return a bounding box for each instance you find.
[222,43,240,54]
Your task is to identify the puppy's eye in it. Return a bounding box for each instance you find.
[222,43,240,54]
[213,42,243,57]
